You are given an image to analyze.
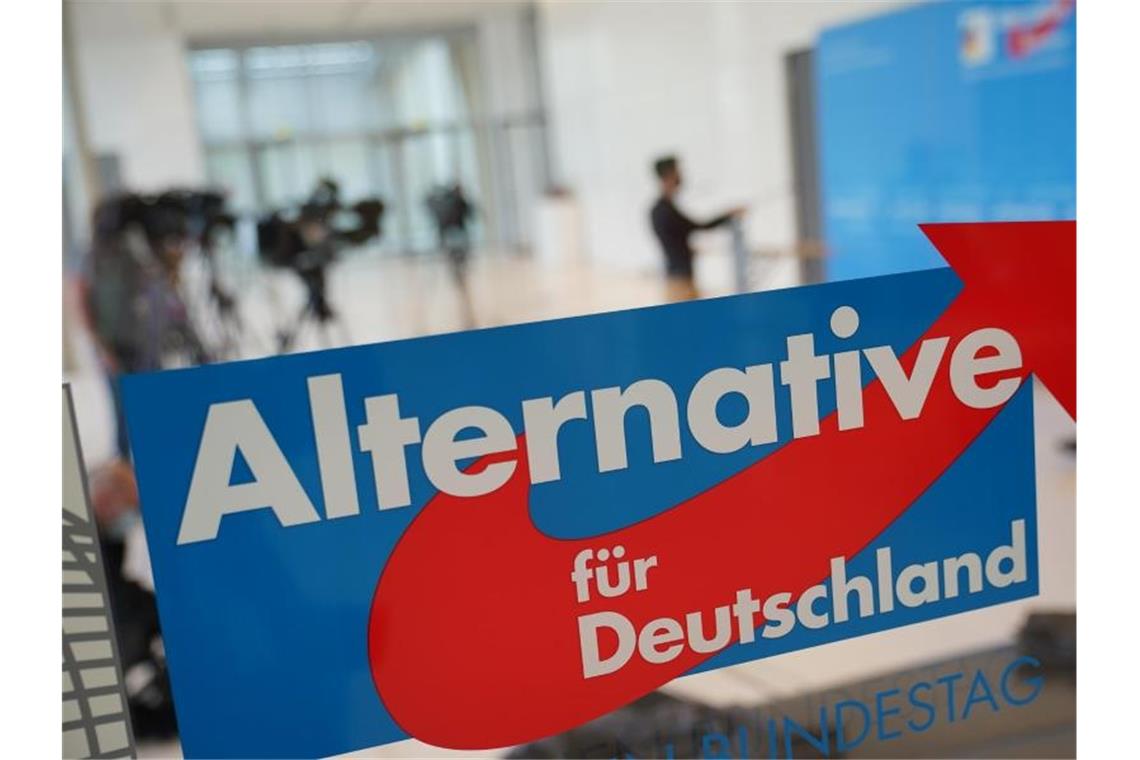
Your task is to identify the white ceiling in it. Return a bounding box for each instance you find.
[68,1,530,43]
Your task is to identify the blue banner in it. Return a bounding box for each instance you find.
[817,0,1075,280]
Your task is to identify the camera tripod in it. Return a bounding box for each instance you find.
[276,265,351,352]
[194,280,247,359]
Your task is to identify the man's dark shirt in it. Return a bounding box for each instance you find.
[650,197,733,278]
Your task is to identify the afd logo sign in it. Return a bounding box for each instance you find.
[124,222,1073,758]
[959,0,1075,68]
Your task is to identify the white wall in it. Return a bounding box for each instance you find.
[476,8,546,249]
[68,2,205,193]
[537,0,908,272]
[478,9,540,121]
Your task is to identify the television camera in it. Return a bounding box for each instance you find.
[88,189,241,368]
[257,179,386,351]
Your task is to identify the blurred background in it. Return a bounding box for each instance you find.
[60,1,1076,757]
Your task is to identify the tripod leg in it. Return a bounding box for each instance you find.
[447,246,476,330]
[314,308,350,349]
[317,312,342,349]
[334,313,352,346]
[278,302,311,353]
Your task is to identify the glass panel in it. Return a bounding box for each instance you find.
[257,143,322,208]
[307,44,381,135]
[322,139,373,203]
[388,38,465,128]
[246,75,311,140]
[369,140,405,254]
[309,73,377,135]
[188,48,240,80]
[401,130,460,253]
[193,78,244,143]
[204,148,257,212]
[184,32,547,259]
[188,49,244,143]
[505,122,546,249]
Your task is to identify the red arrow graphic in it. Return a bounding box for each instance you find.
[368,221,1075,749]
[1007,0,1075,60]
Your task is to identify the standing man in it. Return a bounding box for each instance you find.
[649,155,745,301]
